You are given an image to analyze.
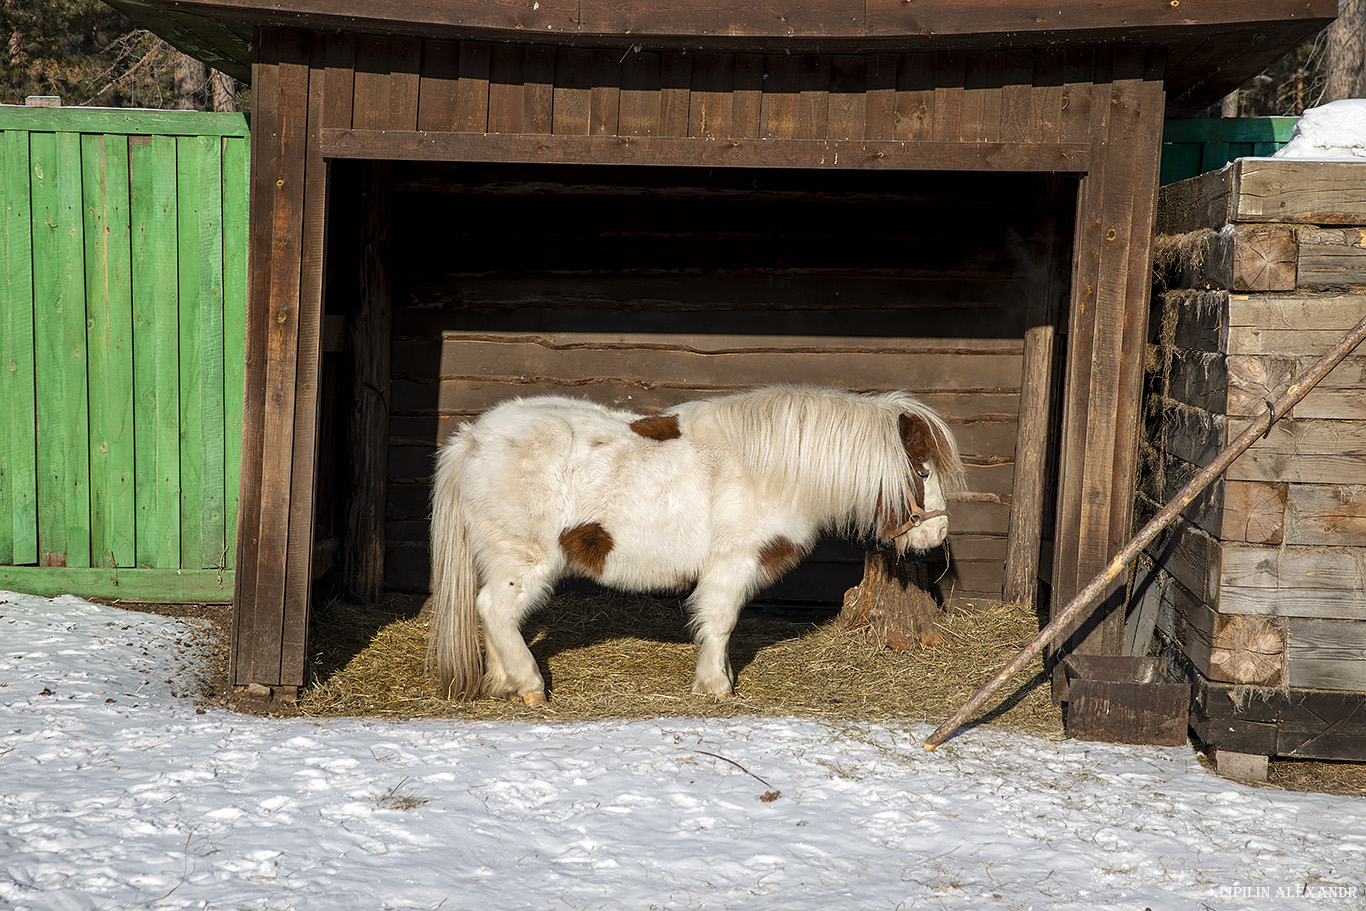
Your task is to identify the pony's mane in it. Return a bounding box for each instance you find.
[688,386,967,538]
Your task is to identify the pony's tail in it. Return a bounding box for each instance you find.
[426,437,483,700]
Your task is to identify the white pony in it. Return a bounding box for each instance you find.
[428,385,966,703]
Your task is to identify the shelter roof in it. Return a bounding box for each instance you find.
[109,0,1335,114]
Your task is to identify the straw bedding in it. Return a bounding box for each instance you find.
[296,591,1066,735]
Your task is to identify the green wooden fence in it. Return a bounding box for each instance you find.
[1,106,248,601]
[1159,116,1299,184]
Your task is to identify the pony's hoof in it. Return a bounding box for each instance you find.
[522,691,548,706]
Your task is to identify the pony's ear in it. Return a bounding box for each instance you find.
[898,412,933,461]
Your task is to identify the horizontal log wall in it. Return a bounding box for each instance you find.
[1142,162,1366,713]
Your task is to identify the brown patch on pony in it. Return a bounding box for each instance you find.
[559,522,615,577]
[758,537,808,581]
[630,414,681,441]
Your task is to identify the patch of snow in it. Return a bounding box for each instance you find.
[2,590,1363,910]
[1273,99,1366,161]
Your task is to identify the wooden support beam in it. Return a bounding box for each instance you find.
[320,129,1092,172]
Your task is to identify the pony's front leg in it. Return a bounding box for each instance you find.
[477,569,553,704]
[687,574,750,696]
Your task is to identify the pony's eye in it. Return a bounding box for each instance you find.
[916,467,931,479]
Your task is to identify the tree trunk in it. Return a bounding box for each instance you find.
[173,52,206,110]
[210,70,237,112]
[1325,0,1366,103]
[839,552,943,651]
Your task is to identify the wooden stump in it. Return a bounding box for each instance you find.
[839,552,943,651]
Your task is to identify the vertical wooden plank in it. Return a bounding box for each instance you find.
[176,135,206,569]
[150,135,182,570]
[828,55,866,140]
[128,136,180,571]
[619,50,663,137]
[865,53,897,140]
[81,133,136,569]
[189,134,227,570]
[455,40,491,132]
[761,54,799,139]
[894,52,935,142]
[931,51,966,141]
[417,39,460,132]
[344,161,391,603]
[222,133,249,570]
[323,32,357,131]
[488,43,526,133]
[962,51,1003,142]
[731,53,764,138]
[590,49,621,135]
[1004,178,1069,607]
[999,50,1035,142]
[1032,48,1066,143]
[1107,46,1167,560]
[57,132,92,569]
[389,35,422,131]
[1052,48,1108,633]
[29,132,63,565]
[31,131,91,568]
[280,31,330,686]
[232,28,281,686]
[523,44,555,134]
[796,54,831,140]
[1051,46,1166,661]
[688,52,735,138]
[2,129,39,565]
[659,50,692,136]
[553,47,594,135]
[352,35,392,132]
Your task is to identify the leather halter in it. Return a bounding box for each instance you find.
[883,472,950,540]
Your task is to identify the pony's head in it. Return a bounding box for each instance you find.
[882,403,967,555]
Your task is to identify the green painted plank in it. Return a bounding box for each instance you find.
[0,566,234,602]
[129,135,181,569]
[1161,116,1298,145]
[30,131,70,565]
[195,136,227,571]
[0,107,249,138]
[176,136,206,569]
[82,133,137,569]
[222,135,248,569]
[2,131,39,565]
[54,131,92,568]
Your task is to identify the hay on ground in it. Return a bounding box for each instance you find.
[296,591,1064,736]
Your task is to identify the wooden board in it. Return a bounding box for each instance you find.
[1232,160,1366,226]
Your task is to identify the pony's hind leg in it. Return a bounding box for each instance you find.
[686,573,751,696]
[477,565,555,703]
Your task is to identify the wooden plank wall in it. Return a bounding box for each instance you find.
[379,165,1062,601]
[1141,162,1366,727]
[0,107,248,602]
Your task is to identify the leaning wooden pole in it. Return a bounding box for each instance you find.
[924,309,1366,751]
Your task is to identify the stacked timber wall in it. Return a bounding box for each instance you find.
[0,105,248,602]
[1138,159,1366,762]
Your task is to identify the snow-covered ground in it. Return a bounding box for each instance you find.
[2,591,1363,911]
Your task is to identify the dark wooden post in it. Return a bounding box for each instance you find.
[342,160,392,602]
[230,27,329,695]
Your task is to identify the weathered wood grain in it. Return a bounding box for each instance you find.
[1287,618,1366,691]
[1285,483,1366,546]
[1233,159,1366,226]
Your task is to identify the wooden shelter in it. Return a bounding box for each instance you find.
[112,0,1335,697]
